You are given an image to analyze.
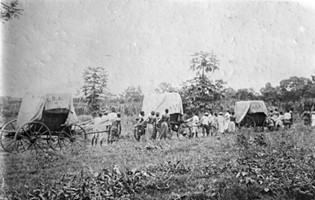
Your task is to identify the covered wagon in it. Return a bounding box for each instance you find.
[0,92,86,153]
[135,92,191,139]
[235,100,268,131]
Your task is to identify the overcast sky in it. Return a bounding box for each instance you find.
[1,0,315,97]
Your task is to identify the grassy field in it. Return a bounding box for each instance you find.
[1,121,315,200]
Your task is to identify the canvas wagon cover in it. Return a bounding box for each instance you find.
[17,93,77,127]
[142,93,183,117]
[235,101,268,123]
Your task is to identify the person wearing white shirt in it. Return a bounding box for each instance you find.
[224,110,231,132]
[217,112,225,134]
[186,112,199,137]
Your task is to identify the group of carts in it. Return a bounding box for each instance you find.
[0,92,287,153]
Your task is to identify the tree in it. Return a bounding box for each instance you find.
[260,82,280,104]
[1,0,23,22]
[121,86,143,103]
[279,76,312,102]
[81,66,109,112]
[181,51,223,112]
[234,88,260,101]
[154,82,178,93]
[190,51,219,78]
[180,76,226,113]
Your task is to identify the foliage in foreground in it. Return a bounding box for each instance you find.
[2,128,315,200]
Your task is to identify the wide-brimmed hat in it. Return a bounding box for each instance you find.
[219,112,223,115]
[205,112,209,116]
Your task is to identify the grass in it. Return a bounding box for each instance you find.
[1,120,315,199]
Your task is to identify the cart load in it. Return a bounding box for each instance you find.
[142,92,183,118]
[0,92,86,153]
[235,100,268,129]
[139,92,191,139]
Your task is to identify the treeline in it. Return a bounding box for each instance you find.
[1,75,315,118]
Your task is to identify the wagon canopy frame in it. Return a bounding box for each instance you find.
[235,100,268,124]
[141,92,184,118]
[17,92,78,129]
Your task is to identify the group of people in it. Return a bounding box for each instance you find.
[90,108,122,144]
[186,110,236,137]
[133,109,237,142]
[266,108,293,129]
[133,109,171,141]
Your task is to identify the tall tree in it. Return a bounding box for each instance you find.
[182,51,222,112]
[81,66,109,112]
[190,51,219,78]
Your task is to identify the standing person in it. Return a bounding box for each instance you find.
[212,113,219,135]
[311,108,315,127]
[145,111,156,140]
[217,112,225,134]
[200,112,210,137]
[283,110,292,128]
[224,110,231,133]
[154,112,161,139]
[228,111,236,133]
[108,113,121,144]
[159,109,170,139]
[134,111,146,141]
[186,112,199,137]
[275,112,284,129]
[208,111,214,136]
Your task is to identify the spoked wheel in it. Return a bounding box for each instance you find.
[14,122,52,153]
[0,119,18,153]
[239,116,256,132]
[177,123,192,139]
[58,124,87,150]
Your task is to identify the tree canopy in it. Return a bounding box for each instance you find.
[81,66,109,112]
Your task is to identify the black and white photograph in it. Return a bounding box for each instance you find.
[1,0,315,199]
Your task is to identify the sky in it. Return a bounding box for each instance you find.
[1,0,315,97]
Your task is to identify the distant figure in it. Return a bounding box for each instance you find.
[217,112,225,134]
[134,111,146,141]
[186,112,199,137]
[208,111,214,136]
[159,109,170,139]
[108,113,121,144]
[200,112,210,137]
[145,111,156,140]
[283,110,292,128]
[154,112,161,139]
[224,110,231,132]
[228,111,236,133]
[275,111,284,129]
[213,113,219,134]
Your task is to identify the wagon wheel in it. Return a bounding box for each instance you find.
[14,122,52,153]
[177,123,192,139]
[58,124,87,150]
[239,116,256,132]
[0,119,18,153]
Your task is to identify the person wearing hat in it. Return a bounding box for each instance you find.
[200,112,210,137]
